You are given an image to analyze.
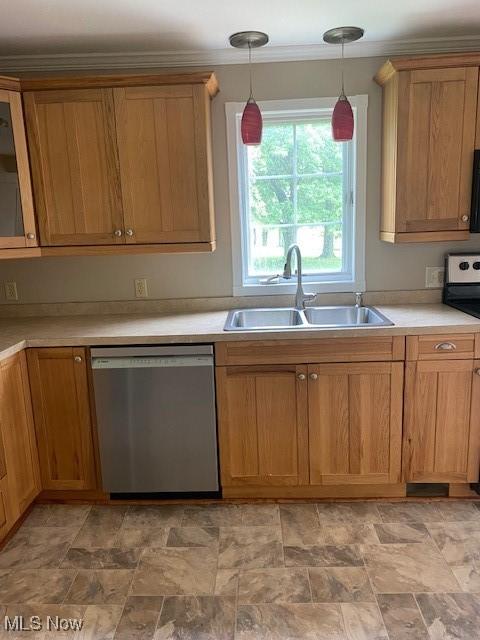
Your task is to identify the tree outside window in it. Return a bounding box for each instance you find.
[246,118,345,277]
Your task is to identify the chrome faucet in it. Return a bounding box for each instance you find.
[283,244,316,309]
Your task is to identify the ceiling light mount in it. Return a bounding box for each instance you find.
[229,31,269,50]
[322,26,364,46]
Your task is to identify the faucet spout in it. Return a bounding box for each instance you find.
[283,244,316,310]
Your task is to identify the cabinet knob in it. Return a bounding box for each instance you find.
[309,373,318,381]
[297,373,306,381]
[26,232,35,240]
[114,229,123,237]
[74,356,83,363]
[461,215,469,222]
[475,368,480,376]
[126,229,134,237]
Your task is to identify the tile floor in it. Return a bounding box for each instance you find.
[0,500,479,638]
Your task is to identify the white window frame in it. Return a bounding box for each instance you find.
[226,96,368,297]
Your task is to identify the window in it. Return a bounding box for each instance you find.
[226,97,367,296]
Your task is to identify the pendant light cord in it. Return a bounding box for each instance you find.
[341,39,345,97]
[248,42,253,99]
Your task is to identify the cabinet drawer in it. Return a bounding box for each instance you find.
[215,336,405,366]
[406,334,478,360]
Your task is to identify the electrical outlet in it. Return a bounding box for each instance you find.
[425,266,445,289]
[4,281,18,301]
[134,278,149,298]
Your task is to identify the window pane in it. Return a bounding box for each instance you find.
[248,224,295,276]
[296,120,343,175]
[295,225,342,275]
[241,109,351,283]
[250,177,294,227]
[248,176,294,276]
[297,175,343,274]
[249,124,293,177]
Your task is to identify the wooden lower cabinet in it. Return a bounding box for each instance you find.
[27,347,97,490]
[216,365,309,487]
[403,359,480,483]
[0,351,40,537]
[308,362,404,485]
[216,360,404,493]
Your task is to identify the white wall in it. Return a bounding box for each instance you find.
[1,56,478,304]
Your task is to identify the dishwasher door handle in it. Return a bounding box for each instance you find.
[91,355,213,369]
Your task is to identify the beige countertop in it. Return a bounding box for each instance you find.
[0,303,480,362]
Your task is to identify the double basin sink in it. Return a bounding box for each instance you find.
[224,305,393,331]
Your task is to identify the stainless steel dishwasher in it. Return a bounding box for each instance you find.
[91,345,219,495]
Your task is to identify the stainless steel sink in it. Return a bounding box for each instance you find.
[304,305,393,327]
[224,305,393,331]
[225,307,304,330]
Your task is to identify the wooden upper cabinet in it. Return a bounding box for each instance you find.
[22,72,218,251]
[403,359,480,483]
[375,57,479,243]
[23,88,124,246]
[0,77,37,249]
[308,362,403,485]
[216,365,309,487]
[114,84,215,244]
[27,347,97,490]
[0,352,40,520]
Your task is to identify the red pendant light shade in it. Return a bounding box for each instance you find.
[332,94,354,142]
[323,26,364,143]
[241,98,263,145]
[229,31,269,146]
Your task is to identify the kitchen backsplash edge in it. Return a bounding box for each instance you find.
[0,289,442,318]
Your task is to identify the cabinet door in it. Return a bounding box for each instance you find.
[216,365,309,487]
[403,360,480,483]
[27,347,97,490]
[396,67,478,234]
[0,352,40,519]
[0,87,37,248]
[0,415,12,541]
[308,362,403,485]
[24,89,124,246]
[114,84,215,244]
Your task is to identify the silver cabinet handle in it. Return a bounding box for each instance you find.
[475,369,480,376]
[74,356,82,363]
[126,228,134,237]
[297,373,306,381]
[114,229,123,237]
[309,373,318,381]
[434,342,456,351]
[461,215,469,222]
[26,232,35,240]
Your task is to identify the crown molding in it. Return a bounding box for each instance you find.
[1,34,480,72]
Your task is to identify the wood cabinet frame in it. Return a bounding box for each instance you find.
[0,78,37,249]
[375,54,480,243]
[0,351,40,535]
[216,364,309,488]
[27,347,97,490]
[403,358,480,483]
[21,71,218,255]
[216,337,406,497]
